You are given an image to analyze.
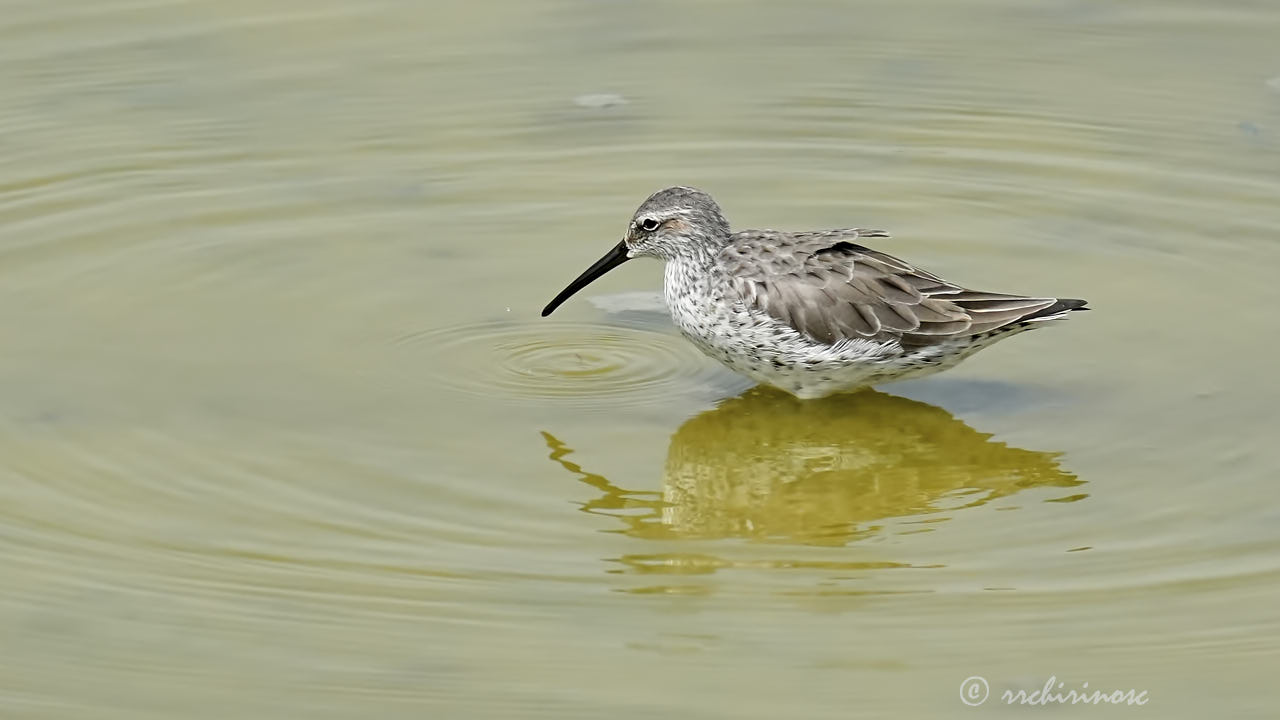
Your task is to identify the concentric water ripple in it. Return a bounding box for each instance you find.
[398,321,724,408]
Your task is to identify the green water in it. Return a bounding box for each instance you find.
[2,1,1279,717]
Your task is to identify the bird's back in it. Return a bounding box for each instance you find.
[718,228,1087,348]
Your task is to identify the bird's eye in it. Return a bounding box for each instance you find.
[639,217,660,232]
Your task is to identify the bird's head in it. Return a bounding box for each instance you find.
[541,186,729,316]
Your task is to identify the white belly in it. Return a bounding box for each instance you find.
[661,261,992,398]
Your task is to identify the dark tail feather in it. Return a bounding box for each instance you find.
[1027,298,1089,321]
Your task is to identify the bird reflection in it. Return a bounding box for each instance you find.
[543,387,1083,546]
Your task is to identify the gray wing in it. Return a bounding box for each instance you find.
[720,229,1075,346]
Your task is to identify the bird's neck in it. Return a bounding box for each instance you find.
[662,232,730,316]
[663,246,720,308]
[671,228,729,268]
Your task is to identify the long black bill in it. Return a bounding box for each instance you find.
[541,241,631,316]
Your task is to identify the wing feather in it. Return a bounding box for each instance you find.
[719,229,1077,347]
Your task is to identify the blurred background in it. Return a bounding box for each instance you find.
[2,0,1278,717]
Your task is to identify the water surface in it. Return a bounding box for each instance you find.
[2,0,1279,717]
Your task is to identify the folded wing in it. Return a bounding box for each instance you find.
[720,230,1081,346]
